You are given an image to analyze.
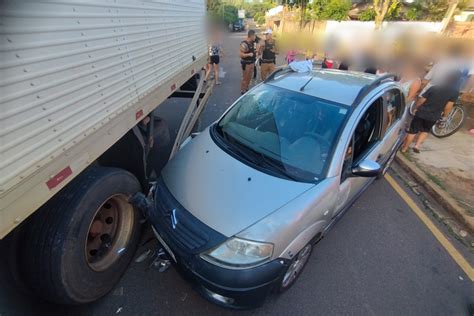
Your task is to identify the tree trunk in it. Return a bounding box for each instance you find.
[374,16,383,30]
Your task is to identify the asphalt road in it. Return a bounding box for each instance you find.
[1,31,473,316]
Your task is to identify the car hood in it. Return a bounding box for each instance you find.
[161,128,314,237]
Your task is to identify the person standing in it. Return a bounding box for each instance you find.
[240,30,256,94]
[399,62,422,105]
[401,71,460,153]
[259,29,278,81]
[205,32,223,85]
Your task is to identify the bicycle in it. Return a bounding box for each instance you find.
[409,96,466,138]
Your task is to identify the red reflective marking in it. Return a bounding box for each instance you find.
[135,109,143,120]
[46,166,72,190]
[171,84,176,91]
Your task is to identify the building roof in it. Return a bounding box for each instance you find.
[267,69,377,106]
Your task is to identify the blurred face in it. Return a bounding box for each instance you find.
[266,33,272,41]
[249,34,256,42]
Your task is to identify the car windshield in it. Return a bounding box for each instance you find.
[216,84,349,182]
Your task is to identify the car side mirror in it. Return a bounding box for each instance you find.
[351,159,381,177]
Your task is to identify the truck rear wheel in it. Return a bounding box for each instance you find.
[21,166,142,304]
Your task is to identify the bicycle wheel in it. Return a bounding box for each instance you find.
[431,104,466,138]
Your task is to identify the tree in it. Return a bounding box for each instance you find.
[206,0,221,12]
[222,5,239,24]
[322,0,351,21]
[206,0,239,25]
[403,0,466,22]
[305,1,327,21]
[305,0,351,22]
[422,0,466,21]
[373,0,398,29]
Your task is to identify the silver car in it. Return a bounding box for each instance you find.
[144,69,406,308]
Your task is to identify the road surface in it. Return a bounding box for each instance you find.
[0,31,472,316]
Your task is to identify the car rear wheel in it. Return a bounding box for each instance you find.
[277,243,313,293]
[20,166,142,304]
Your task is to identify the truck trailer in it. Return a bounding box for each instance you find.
[0,0,210,304]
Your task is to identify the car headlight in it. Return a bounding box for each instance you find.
[201,237,273,269]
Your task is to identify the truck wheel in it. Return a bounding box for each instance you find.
[21,166,142,304]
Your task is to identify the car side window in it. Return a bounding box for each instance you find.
[384,89,404,131]
[341,97,383,182]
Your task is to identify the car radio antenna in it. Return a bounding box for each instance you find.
[299,76,313,91]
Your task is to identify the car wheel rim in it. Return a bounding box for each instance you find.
[281,244,312,288]
[85,194,134,272]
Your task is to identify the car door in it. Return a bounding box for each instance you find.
[332,94,388,218]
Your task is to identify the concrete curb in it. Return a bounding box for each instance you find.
[394,153,474,235]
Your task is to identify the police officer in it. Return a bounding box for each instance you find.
[240,30,257,94]
[259,28,278,81]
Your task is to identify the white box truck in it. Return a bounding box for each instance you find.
[0,0,211,304]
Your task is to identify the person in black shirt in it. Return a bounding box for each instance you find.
[401,71,460,153]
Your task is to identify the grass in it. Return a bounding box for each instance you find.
[424,172,447,191]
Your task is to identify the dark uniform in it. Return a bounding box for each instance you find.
[260,39,276,81]
[240,40,256,93]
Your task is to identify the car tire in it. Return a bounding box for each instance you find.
[20,166,142,304]
[277,242,313,293]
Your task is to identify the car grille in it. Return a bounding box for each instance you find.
[153,178,226,254]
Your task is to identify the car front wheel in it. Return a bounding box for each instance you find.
[277,243,313,293]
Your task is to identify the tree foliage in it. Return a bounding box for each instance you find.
[404,0,467,22]
[359,8,376,22]
[243,1,275,18]
[305,0,351,22]
[206,0,238,24]
[322,0,352,21]
[373,0,398,29]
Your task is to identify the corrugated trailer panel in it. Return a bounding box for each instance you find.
[0,0,207,193]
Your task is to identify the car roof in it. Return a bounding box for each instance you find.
[266,69,379,106]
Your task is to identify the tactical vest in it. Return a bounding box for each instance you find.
[241,40,255,64]
[262,40,276,63]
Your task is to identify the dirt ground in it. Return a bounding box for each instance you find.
[408,99,474,217]
[416,165,474,215]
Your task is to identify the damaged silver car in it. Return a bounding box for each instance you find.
[140,69,406,308]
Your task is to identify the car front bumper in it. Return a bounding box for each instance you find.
[143,178,289,309]
[176,248,288,309]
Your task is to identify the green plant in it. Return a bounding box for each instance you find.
[222,4,239,24]
[359,8,376,21]
[257,15,266,25]
[305,1,328,21]
[406,6,421,21]
[385,1,400,20]
[322,0,351,21]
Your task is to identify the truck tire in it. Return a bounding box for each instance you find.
[21,166,142,304]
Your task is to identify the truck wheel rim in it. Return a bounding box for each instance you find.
[282,244,312,288]
[85,194,134,272]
